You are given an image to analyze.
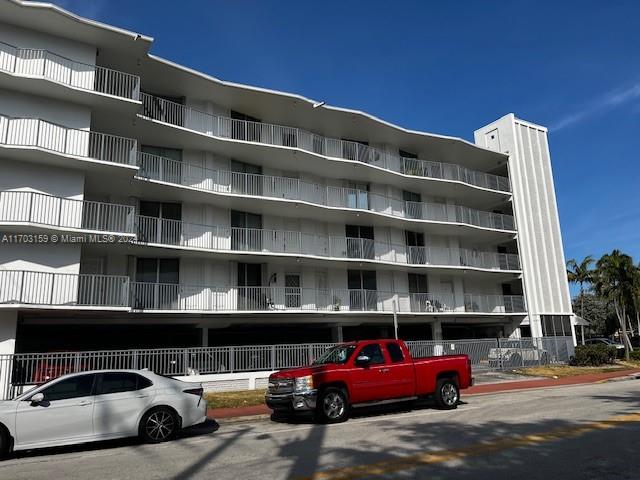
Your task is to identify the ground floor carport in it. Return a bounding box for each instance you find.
[6,310,527,353]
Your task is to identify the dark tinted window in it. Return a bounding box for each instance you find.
[40,374,95,401]
[387,343,404,363]
[96,373,152,395]
[358,344,385,365]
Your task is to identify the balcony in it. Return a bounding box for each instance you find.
[0,270,525,314]
[136,215,521,271]
[139,94,510,193]
[0,40,140,101]
[129,283,525,314]
[0,270,130,308]
[0,113,138,167]
[137,153,516,232]
[0,190,136,234]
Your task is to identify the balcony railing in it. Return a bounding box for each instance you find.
[139,93,510,192]
[137,152,516,232]
[135,216,521,271]
[0,270,525,313]
[0,40,140,100]
[0,114,137,166]
[0,190,135,234]
[0,270,130,308]
[129,283,525,314]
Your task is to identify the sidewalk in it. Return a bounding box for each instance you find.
[207,368,640,420]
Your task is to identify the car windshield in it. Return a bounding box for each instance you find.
[313,345,356,365]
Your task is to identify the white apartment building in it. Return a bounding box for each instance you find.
[0,0,575,356]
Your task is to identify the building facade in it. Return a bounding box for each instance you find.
[0,0,574,356]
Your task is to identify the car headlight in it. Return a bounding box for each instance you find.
[294,375,314,393]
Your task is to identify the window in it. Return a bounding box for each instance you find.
[96,373,152,395]
[358,344,385,365]
[345,225,374,259]
[386,343,404,363]
[541,315,572,337]
[39,374,95,402]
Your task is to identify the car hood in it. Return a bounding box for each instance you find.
[269,364,338,380]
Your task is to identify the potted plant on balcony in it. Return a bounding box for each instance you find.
[332,296,342,311]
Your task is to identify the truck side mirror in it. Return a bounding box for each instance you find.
[355,355,371,367]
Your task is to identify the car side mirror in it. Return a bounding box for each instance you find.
[30,392,45,404]
[355,355,371,367]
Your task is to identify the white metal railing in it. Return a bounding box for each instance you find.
[0,113,137,165]
[129,282,525,314]
[0,190,135,234]
[0,270,130,308]
[0,337,575,398]
[137,152,516,231]
[139,93,510,193]
[0,270,526,314]
[135,215,520,271]
[0,40,140,100]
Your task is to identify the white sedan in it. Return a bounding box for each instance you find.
[0,369,207,454]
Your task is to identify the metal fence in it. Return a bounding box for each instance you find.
[137,151,515,232]
[134,214,520,271]
[139,93,510,193]
[0,114,138,166]
[0,337,574,399]
[0,40,140,100]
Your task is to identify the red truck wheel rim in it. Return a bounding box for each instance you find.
[441,383,458,405]
[323,392,345,418]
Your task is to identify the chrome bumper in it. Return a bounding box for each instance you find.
[265,389,317,411]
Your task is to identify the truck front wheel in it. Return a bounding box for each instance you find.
[316,387,349,423]
[435,378,459,410]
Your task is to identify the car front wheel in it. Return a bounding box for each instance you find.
[316,387,349,423]
[139,407,180,443]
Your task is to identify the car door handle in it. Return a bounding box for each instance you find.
[77,400,92,406]
[379,368,390,373]
[135,394,149,398]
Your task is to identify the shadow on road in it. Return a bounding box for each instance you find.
[6,419,220,460]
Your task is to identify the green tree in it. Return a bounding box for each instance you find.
[567,255,595,319]
[594,250,635,360]
[571,293,617,337]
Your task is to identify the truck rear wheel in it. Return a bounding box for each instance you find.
[435,378,459,410]
[316,387,349,423]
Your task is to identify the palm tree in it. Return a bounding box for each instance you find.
[594,250,635,360]
[567,255,595,319]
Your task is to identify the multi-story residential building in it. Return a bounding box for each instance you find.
[0,0,575,357]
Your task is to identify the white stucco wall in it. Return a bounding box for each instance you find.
[474,114,573,335]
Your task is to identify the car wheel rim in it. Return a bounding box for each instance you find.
[323,392,345,419]
[441,383,458,406]
[146,411,175,441]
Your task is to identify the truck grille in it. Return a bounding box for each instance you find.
[268,378,293,395]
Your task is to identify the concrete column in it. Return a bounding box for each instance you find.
[0,311,17,400]
[331,325,343,343]
[432,319,443,341]
[529,314,544,338]
[0,311,17,355]
[200,327,209,347]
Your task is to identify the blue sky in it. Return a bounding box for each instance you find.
[51,0,640,292]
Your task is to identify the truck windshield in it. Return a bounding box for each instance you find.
[313,345,356,365]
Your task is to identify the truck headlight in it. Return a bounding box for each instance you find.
[294,375,314,393]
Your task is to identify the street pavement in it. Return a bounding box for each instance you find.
[1,379,639,479]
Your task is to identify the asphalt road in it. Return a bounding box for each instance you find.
[1,380,639,480]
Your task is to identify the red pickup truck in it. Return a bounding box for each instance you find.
[266,339,473,423]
